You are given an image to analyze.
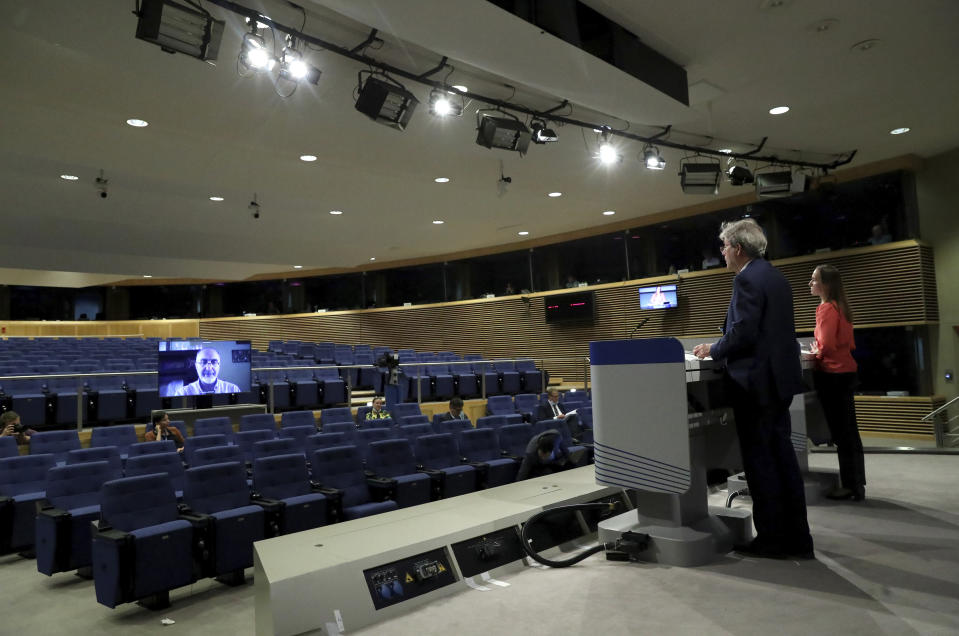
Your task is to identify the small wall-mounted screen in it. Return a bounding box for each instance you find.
[638,284,678,309]
[544,291,595,323]
[157,339,251,397]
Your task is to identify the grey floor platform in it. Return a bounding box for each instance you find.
[4,452,959,635]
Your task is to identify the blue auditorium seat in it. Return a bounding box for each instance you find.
[0,436,17,459]
[286,367,319,409]
[493,360,521,395]
[497,423,534,459]
[235,430,276,464]
[465,355,501,397]
[125,453,186,499]
[320,406,354,425]
[486,395,515,416]
[36,460,114,576]
[397,414,430,428]
[398,423,433,445]
[305,432,348,454]
[86,374,128,423]
[391,403,423,421]
[311,446,398,521]
[354,427,396,463]
[513,393,539,421]
[418,353,454,400]
[65,447,122,478]
[0,453,55,554]
[280,410,317,429]
[515,359,544,393]
[90,425,138,459]
[29,430,81,466]
[183,435,228,467]
[252,438,302,462]
[457,428,519,487]
[126,374,160,418]
[277,425,315,452]
[252,454,327,535]
[239,413,277,434]
[194,416,234,443]
[92,474,195,609]
[433,418,473,443]
[365,440,431,509]
[321,421,356,437]
[128,439,178,458]
[315,367,346,406]
[182,461,264,584]
[475,415,507,430]
[414,433,477,499]
[190,444,243,468]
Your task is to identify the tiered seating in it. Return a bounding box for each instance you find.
[414,433,478,498]
[252,454,327,534]
[365,439,431,508]
[0,454,55,554]
[312,446,398,520]
[458,428,520,487]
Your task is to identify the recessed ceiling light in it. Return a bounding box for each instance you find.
[452,85,468,93]
[432,220,445,225]
[329,210,343,215]
[769,106,790,115]
[602,210,616,216]
[518,231,529,236]
[890,127,910,135]
[126,118,149,127]
[808,18,839,34]
[209,196,224,201]
[851,38,880,53]
[142,274,152,278]
[434,177,450,183]
[299,154,317,162]
[718,148,733,154]
[548,192,562,197]
[60,174,79,181]
[369,257,376,261]
[293,265,303,269]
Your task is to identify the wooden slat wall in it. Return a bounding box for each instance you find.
[854,396,945,439]
[0,319,200,339]
[199,241,937,386]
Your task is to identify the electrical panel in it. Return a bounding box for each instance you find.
[363,547,456,610]
[450,527,526,578]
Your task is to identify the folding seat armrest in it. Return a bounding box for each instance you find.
[35,498,56,514]
[176,509,216,579]
[90,520,136,605]
[365,476,396,502]
[416,468,445,500]
[250,494,285,538]
[311,485,344,523]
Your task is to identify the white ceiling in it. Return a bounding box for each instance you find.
[2,0,957,287]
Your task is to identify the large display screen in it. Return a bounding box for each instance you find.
[157,339,251,397]
[638,284,678,309]
[544,291,595,323]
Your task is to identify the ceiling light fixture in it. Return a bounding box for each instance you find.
[369,257,376,261]
[517,231,529,236]
[126,118,149,127]
[355,74,418,130]
[548,192,562,198]
[279,37,321,85]
[475,110,531,155]
[428,88,464,117]
[433,177,450,183]
[329,210,343,215]
[769,106,790,115]
[142,275,153,278]
[293,265,303,269]
[299,155,317,162]
[718,148,733,154]
[602,210,616,216]
[642,144,666,170]
[240,20,276,72]
[890,127,910,135]
[530,118,558,144]
[727,164,755,186]
[432,220,445,225]
[60,174,79,181]
[134,0,225,61]
[679,157,722,194]
[209,196,224,201]
[597,129,621,165]
[452,85,468,93]
[755,170,795,198]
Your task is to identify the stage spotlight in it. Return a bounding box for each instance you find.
[679,159,722,194]
[643,144,666,170]
[597,130,621,165]
[428,88,464,117]
[279,39,320,84]
[355,76,418,130]
[755,170,796,198]
[727,164,754,186]
[531,119,558,144]
[475,112,531,155]
[134,0,224,61]
[240,31,275,71]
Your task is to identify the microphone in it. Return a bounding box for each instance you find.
[628,317,651,339]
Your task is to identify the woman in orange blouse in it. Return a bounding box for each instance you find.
[809,265,865,501]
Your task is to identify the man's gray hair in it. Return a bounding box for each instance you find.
[719,218,767,258]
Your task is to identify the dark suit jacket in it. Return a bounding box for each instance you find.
[536,402,564,423]
[709,258,803,404]
[435,412,470,424]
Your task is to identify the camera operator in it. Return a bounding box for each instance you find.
[0,411,36,445]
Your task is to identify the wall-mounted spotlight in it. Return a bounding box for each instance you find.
[531,119,558,144]
[428,88,464,117]
[355,75,418,130]
[727,164,755,186]
[755,169,797,198]
[679,157,721,194]
[240,30,275,72]
[476,110,531,155]
[134,0,224,61]
[597,130,621,165]
[642,144,666,170]
[279,37,320,84]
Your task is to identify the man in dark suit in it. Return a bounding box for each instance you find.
[693,219,813,560]
[435,397,470,423]
[536,389,585,439]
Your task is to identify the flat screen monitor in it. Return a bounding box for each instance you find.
[544,291,595,323]
[157,339,251,397]
[639,284,678,309]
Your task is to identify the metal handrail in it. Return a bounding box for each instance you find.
[921,394,959,421]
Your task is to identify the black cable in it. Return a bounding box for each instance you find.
[520,502,617,568]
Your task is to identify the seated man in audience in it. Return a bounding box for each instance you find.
[144,411,185,452]
[516,429,572,480]
[175,347,240,396]
[365,396,391,420]
[436,396,469,422]
[0,411,35,445]
[536,389,586,439]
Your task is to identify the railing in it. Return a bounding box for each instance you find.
[922,395,959,448]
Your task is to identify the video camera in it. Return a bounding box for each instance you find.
[375,352,401,386]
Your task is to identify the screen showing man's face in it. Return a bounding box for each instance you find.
[196,348,221,385]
